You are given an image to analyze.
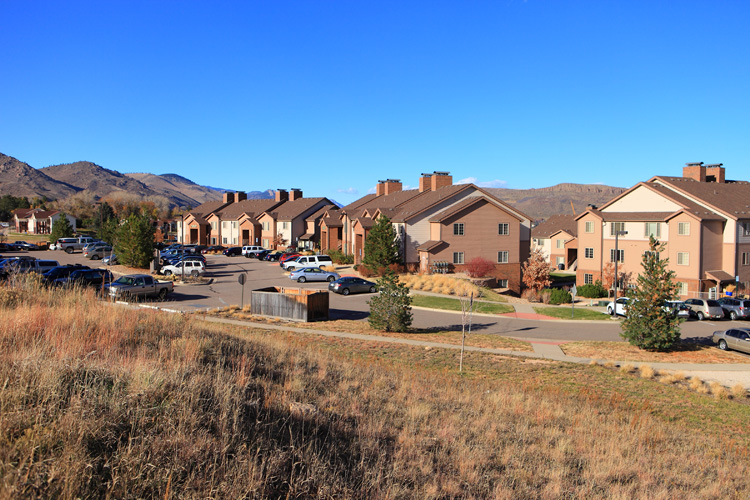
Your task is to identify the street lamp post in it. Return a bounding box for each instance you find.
[613,229,628,300]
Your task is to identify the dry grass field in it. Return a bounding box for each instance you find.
[563,340,750,364]
[2,278,750,498]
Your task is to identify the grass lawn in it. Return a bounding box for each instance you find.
[411,294,515,314]
[533,306,612,321]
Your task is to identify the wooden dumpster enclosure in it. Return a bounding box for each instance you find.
[250,287,329,322]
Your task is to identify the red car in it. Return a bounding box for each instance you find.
[278,252,301,267]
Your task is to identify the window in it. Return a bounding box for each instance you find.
[677,252,689,265]
[211,221,217,230]
[585,247,594,259]
[497,251,509,263]
[282,222,289,230]
[678,222,690,236]
[231,221,237,229]
[556,257,564,265]
[222,221,228,229]
[498,279,508,288]
[498,223,509,235]
[742,222,750,237]
[453,252,464,264]
[644,251,660,260]
[584,273,593,284]
[742,252,750,266]
[644,222,661,239]
[453,223,464,236]
[610,249,624,263]
[232,237,237,244]
[610,222,625,236]
[556,239,565,249]
[222,237,227,244]
[678,282,688,296]
[262,238,269,247]
[262,221,269,231]
[585,221,594,233]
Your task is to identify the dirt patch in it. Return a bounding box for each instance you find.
[562,341,750,364]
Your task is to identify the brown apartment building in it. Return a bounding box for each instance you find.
[530,214,578,270]
[321,172,532,293]
[575,163,750,299]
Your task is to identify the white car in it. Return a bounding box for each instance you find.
[161,260,205,277]
[606,297,629,317]
[241,245,265,257]
[282,254,334,271]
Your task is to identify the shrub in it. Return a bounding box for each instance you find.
[325,249,354,264]
[577,280,608,299]
[368,271,412,332]
[547,288,572,305]
[465,257,495,278]
[521,289,540,302]
[358,265,375,278]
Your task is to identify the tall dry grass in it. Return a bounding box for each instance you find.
[1,278,749,498]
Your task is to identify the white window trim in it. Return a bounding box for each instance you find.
[497,251,509,264]
[677,252,689,266]
[453,252,464,264]
[453,223,464,236]
[585,247,594,259]
[498,223,509,235]
[584,221,594,234]
[678,222,690,236]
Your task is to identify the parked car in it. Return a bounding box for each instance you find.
[84,244,113,260]
[58,236,98,254]
[282,254,335,271]
[241,245,265,257]
[606,297,630,317]
[11,240,37,251]
[247,249,271,260]
[202,245,226,254]
[54,269,113,290]
[663,300,691,319]
[289,267,340,283]
[683,298,724,321]
[329,276,378,295]
[42,264,90,284]
[223,247,243,257]
[717,298,750,321]
[166,254,207,266]
[0,258,60,279]
[278,252,302,267]
[103,254,118,266]
[161,260,206,277]
[104,274,174,301]
[264,251,284,261]
[712,328,750,354]
[82,240,105,254]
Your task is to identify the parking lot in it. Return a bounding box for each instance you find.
[38,249,375,320]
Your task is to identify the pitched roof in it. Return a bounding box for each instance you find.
[341,193,379,212]
[29,210,60,218]
[305,204,337,222]
[216,199,283,220]
[320,216,343,228]
[598,212,675,222]
[268,197,332,221]
[651,176,750,220]
[389,185,471,222]
[531,214,577,239]
[186,200,232,220]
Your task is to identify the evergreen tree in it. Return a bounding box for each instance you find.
[362,215,400,271]
[114,215,155,268]
[49,213,74,242]
[620,236,681,350]
[368,271,412,332]
[0,195,30,221]
[94,202,116,234]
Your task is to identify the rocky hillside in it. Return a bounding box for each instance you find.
[487,183,627,220]
[0,153,79,200]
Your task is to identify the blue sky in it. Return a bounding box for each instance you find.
[2,1,748,205]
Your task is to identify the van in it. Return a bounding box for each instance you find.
[282,254,334,271]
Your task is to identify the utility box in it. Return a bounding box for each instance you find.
[250,287,329,322]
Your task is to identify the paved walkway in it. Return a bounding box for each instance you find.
[198,314,750,390]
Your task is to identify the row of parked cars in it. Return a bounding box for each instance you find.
[607,296,750,321]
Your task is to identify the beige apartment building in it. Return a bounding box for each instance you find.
[575,163,750,299]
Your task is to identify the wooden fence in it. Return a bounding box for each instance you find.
[250,287,329,322]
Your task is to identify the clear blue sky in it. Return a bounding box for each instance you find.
[2,1,748,205]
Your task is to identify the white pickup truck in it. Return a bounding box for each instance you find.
[105,274,174,301]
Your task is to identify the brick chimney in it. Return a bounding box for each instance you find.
[223,192,235,204]
[275,189,288,202]
[383,179,402,195]
[705,163,725,183]
[419,173,432,193]
[430,171,453,191]
[376,180,386,196]
[683,162,706,182]
[290,188,303,201]
[236,191,247,202]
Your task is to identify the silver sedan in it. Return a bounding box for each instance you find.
[712,328,750,354]
[289,267,340,283]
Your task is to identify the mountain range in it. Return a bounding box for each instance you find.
[0,152,626,220]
